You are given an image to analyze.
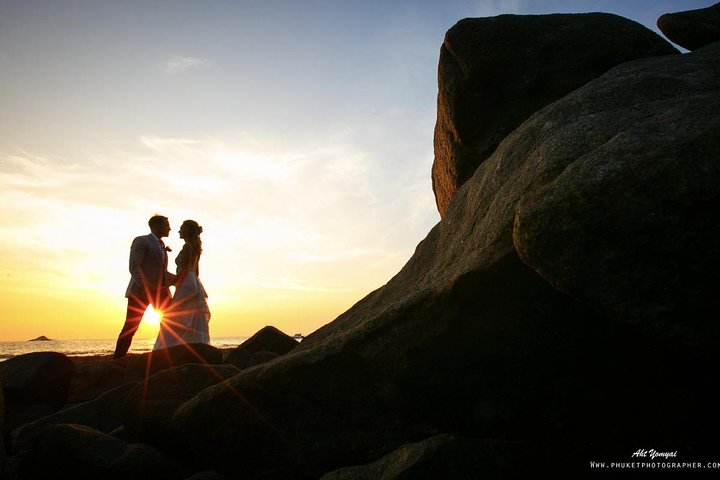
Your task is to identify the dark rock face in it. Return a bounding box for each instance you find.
[18,423,184,480]
[658,2,720,51]
[225,347,254,369]
[172,41,720,479]
[0,352,76,436]
[175,342,418,478]
[320,435,558,479]
[512,42,720,349]
[238,326,299,355]
[0,352,75,407]
[185,472,228,480]
[432,13,677,216]
[68,360,126,404]
[125,343,222,380]
[1,383,5,473]
[12,382,137,453]
[122,364,240,446]
[250,350,279,364]
[226,347,281,370]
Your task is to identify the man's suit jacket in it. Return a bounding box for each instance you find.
[125,233,173,299]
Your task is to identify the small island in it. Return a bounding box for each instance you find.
[29,335,52,342]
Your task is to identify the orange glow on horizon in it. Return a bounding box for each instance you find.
[0,133,430,342]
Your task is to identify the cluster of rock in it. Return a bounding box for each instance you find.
[0,326,298,479]
[2,3,720,478]
[657,2,720,51]
[431,12,677,216]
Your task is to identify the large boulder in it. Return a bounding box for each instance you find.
[511,42,720,348]
[0,352,76,435]
[238,326,299,355]
[175,342,420,478]
[67,358,126,404]
[0,352,75,407]
[432,13,677,216]
[125,343,222,380]
[658,2,720,51]
[122,363,240,446]
[18,423,185,480]
[224,347,254,369]
[170,39,720,478]
[11,382,137,453]
[225,347,280,370]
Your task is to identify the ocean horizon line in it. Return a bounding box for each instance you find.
[0,334,251,343]
[0,336,252,360]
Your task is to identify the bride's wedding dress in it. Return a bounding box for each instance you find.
[153,246,210,350]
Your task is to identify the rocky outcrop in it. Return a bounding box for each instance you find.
[658,2,720,51]
[125,343,222,380]
[432,13,677,216]
[0,352,76,436]
[226,347,280,370]
[320,435,558,479]
[11,382,137,453]
[511,45,720,347]
[19,423,184,480]
[122,364,240,446]
[172,36,720,480]
[1,382,5,473]
[5,355,244,478]
[28,336,51,342]
[1,327,306,477]
[185,472,228,480]
[225,347,253,369]
[238,325,299,355]
[0,352,75,407]
[67,360,126,404]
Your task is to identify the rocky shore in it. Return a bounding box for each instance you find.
[3,3,720,479]
[0,327,297,479]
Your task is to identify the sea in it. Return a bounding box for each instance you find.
[0,336,250,361]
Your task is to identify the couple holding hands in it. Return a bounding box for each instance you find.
[113,215,211,358]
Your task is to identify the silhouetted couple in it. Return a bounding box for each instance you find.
[113,215,211,359]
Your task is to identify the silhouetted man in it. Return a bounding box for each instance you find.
[113,215,176,358]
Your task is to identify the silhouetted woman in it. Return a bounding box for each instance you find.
[154,219,210,349]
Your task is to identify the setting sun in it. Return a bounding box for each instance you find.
[142,307,163,328]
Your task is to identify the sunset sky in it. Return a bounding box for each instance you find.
[0,0,702,341]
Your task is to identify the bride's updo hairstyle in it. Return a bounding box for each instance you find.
[181,219,203,255]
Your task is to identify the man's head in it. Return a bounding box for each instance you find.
[148,215,171,238]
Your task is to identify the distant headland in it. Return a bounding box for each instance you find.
[28,335,52,342]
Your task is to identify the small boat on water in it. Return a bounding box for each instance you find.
[293,333,304,340]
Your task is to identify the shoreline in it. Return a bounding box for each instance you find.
[0,337,249,362]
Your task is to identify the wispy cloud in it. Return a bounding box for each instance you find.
[0,123,438,338]
[163,55,211,74]
[0,128,436,299]
[140,135,199,150]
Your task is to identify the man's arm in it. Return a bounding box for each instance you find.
[165,271,178,286]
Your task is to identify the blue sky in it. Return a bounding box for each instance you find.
[0,0,706,339]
